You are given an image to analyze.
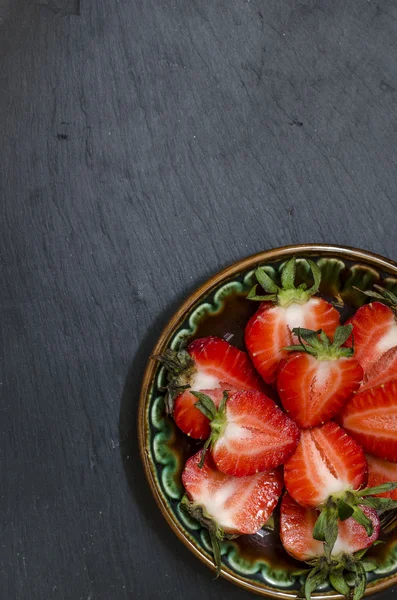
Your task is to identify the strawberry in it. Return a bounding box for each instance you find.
[284,422,367,509]
[193,389,300,476]
[181,451,283,574]
[341,380,397,462]
[277,326,363,428]
[280,493,381,600]
[359,345,397,393]
[280,493,324,562]
[245,257,340,384]
[346,286,397,373]
[366,454,397,500]
[154,336,265,439]
[280,493,380,562]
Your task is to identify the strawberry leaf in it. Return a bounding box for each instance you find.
[332,324,353,348]
[209,529,222,578]
[337,498,354,521]
[359,482,397,496]
[329,568,350,596]
[361,560,377,572]
[304,564,329,600]
[192,392,218,421]
[353,561,367,600]
[354,284,397,311]
[246,284,273,302]
[354,548,371,560]
[281,257,297,290]
[324,517,339,560]
[255,267,280,294]
[360,496,397,511]
[350,506,374,536]
[313,510,328,541]
[153,348,196,414]
[289,326,353,359]
[306,259,322,295]
[292,327,323,345]
[373,284,397,306]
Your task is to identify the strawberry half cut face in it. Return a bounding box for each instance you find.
[341,380,397,462]
[193,389,300,477]
[181,451,283,575]
[277,326,363,428]
[346,297,397,373]
[245,257,340,384]
[280,493,380,562]
[284,422,367,508]
[280,493,381,600]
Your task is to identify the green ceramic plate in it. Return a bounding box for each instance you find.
[138,244,397,599]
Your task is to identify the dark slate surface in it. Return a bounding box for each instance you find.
[1,1,397,598]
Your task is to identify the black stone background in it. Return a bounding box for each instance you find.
[1,1,397,598]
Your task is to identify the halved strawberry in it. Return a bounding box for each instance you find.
[366,454,397,500]
[245,258,340,384]
[284,422,367,509]
[181,451,283,574]
[346,286,397,373]
[341,381,397,462]
[280,493,380,562]
[154,336,265,439]
[280,493,324,561]
[359,345,397,393]
[194,389,300,477]
[277,326,363,428]
[280,493,381,600]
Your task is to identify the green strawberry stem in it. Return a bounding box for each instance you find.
[180,495,238,577]
[299,550,377,600]
[247,257,322,307]
[354,284,397,315]
[192,391,229,467]
[284,325,354,360]
[313,482,397,555]
[152,347,196,414]
[295,542,386,599]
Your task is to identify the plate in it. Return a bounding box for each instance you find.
[138,244,397,599]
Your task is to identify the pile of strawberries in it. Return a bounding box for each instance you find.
[156,258,397,600]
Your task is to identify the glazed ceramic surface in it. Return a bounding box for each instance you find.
[138,245,397,599]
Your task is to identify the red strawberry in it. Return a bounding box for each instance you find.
[279,493,380,600]
[181,451,283,574]
[182,451,283,534]
[280,493,380,562]
[245,258,340,384]
[366,454,397,500]
[154,336,265,439]
[277,326,363,428]
[284,422,367,508]
[280,493,324,561]
[359,345,397,393]
[346,287,397,373]
[194,389,300,477]
[172,388,225,440]
[341,381,397,462]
